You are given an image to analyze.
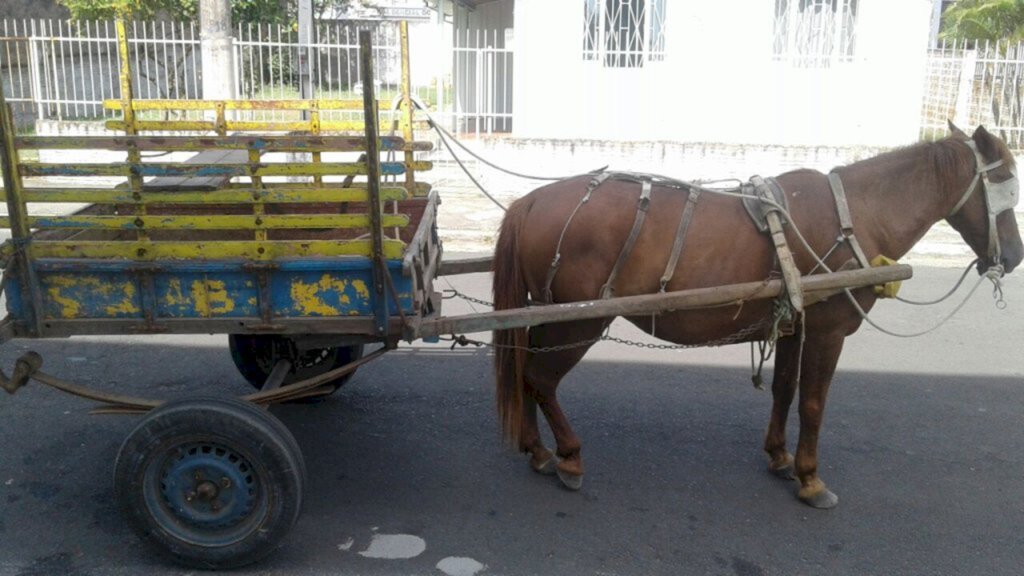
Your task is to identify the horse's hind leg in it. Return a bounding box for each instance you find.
[522,319,605,491]
[520,386,555,475]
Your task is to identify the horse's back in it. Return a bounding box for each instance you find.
[513,175,786,301]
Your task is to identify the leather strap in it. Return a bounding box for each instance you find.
[600,179,652,299]
[827,172,871,269]
[659,186,702,292]
[751,176,803,313]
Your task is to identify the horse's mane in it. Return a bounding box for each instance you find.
[840,134,1015,198]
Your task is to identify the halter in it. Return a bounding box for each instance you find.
[947,139,1020,267]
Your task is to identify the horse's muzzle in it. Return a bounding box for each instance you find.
[985,251,1022,275]
[976,255,1020,275]
[1003,253,1021,274]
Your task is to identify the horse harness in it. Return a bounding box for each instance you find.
[541,172,703,304]
[823,137,1019,279]
[540,137,1019,313]
[540,171,808,314]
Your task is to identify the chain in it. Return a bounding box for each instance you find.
[441,316,770,354]
[441,286,776,352]
[601,317,770,350]
[441,332,604,354]
[442,288,494,308]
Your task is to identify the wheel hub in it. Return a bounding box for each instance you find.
[161,443,256,529]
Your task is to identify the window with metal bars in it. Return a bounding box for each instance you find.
[583,0,667,68]
[773,0,858,67]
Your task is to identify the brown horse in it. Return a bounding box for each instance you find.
[492,124,1022,508]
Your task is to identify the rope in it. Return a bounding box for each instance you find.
[429,120,508,212]
[895,258,977,305]
[427,113,597,181]
[423,109,614,213]
[842,266,1005,338]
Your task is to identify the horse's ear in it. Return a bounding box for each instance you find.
[948,120,968,139]
[972,125,1000,159]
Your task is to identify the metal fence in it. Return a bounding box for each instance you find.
[0,17,512,136]
[451,28,512,135]
[921,38,1024,149]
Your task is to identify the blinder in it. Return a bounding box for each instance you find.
[987,166,1020,214]
[948,139,1020,267]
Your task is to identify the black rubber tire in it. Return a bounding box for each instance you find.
[113,397,305,570]
[228,334,364,396]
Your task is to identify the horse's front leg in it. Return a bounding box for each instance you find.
[763,334,802,480]
[793,330,846,509]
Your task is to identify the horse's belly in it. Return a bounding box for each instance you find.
[624,304,772,346]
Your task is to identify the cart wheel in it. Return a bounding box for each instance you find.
[114,396,305,570]
[228,335,364,396]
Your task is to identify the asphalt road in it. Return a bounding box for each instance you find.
[0,265,1022,576]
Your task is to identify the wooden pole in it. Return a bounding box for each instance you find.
[419,264,913,338]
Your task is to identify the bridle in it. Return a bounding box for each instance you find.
[947,139,1020,269]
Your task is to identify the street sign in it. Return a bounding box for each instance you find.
[378,6,433,21]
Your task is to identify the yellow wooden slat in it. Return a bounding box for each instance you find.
[19,161,430,178]
[18,187,410,204]
[28,239,407,261]
[104,120,373,132]
[14,135,428,153]
[0,213,409,230]
[103,99,380,111]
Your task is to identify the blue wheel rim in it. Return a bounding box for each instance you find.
[144,441,268,547]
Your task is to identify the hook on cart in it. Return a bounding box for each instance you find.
[0,351,42,395]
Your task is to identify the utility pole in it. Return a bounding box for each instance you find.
[199,0,235,101]
[298,0,314,103]
[436,0,446,128]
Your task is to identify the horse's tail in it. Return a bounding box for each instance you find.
[493,196,533,448]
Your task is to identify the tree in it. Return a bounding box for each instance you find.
[940,0,1024,42]
[939,0,1024,148]
[56,0,356,25]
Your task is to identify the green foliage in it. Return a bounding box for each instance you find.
[57,0,195,21]
[56,0,354,24]
[940,0,1024,42]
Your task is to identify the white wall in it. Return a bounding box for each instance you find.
[455,0,514,31]
[513,0,933,147]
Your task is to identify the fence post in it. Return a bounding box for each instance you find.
[435,0,445,130]
[27,20,44,121]
[955,48,977,128]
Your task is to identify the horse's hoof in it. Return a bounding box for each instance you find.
[530,454,557,476]
[798,486,839,509]
[556,468,583,491]
[768,459,796,481]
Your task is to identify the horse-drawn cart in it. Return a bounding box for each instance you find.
[0,25,918,569]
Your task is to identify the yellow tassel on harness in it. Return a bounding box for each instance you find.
[871,255,902,298]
